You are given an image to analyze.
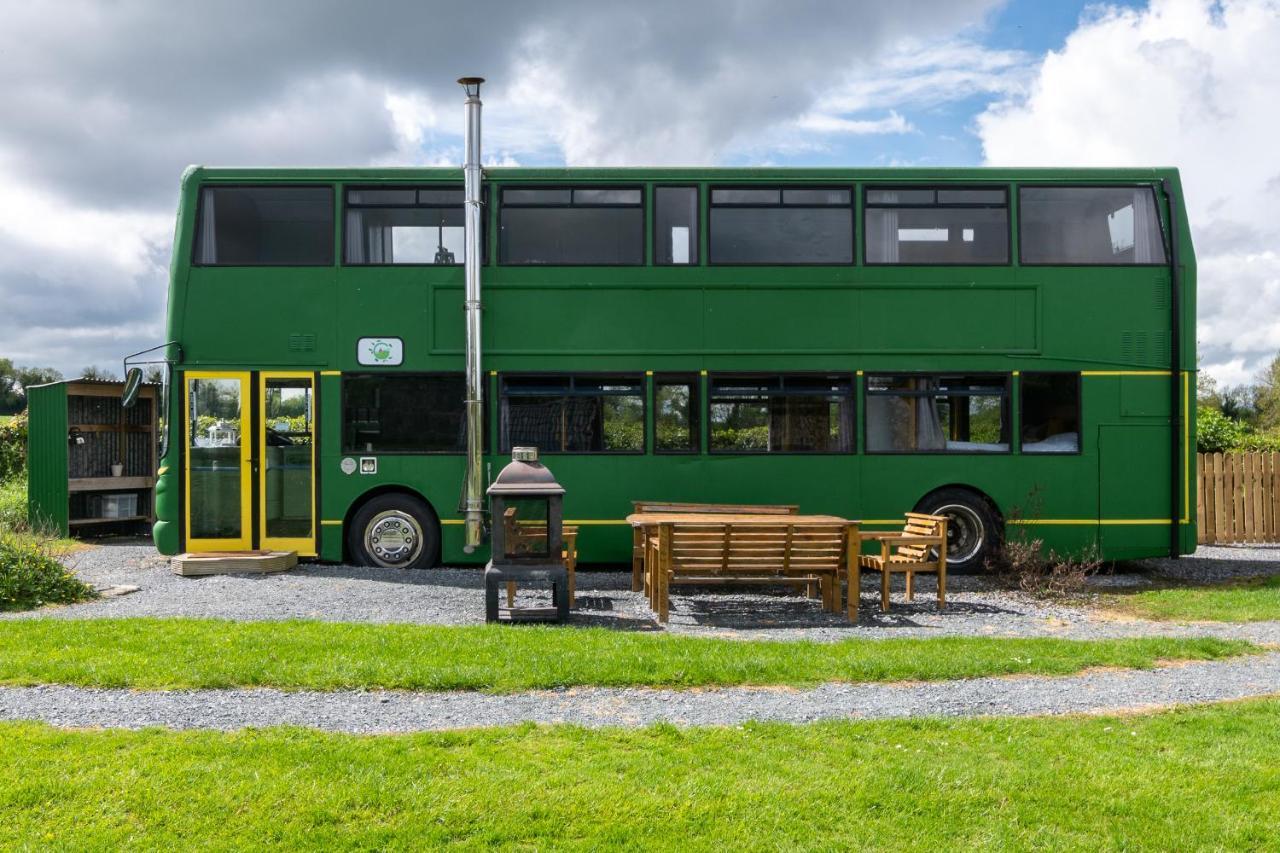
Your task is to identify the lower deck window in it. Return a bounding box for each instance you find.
[342,374,467,453]
[866,374,1009,453]
[501,375,644,453]
[655,376,700,453]
[709,374,853,453]
[1021,372,1081,453]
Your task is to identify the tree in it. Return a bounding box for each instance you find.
[1254,353,1280,433]
[80,365,118,382]
[0,359,64,413]
[1196,355,1221,409]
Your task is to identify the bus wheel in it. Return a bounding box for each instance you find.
[914,489,1001,573]
[348,494,439,570]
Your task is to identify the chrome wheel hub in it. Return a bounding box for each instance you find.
[932,503,984,565]
[365,511,423,568]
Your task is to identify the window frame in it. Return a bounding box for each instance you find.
[340,371,475,456]
[1016,183,1170,268]
[707,371,856,456]
[497,185,646,267]
[191,183,336,268]
[341,184,485,268]
[707,184,856,267]
[652,373,702,455]
[498,372,647,455]
[1018,371,1084,456]
[862,184,1012,267]
[862,371,1012,456]
[651,185,701,266]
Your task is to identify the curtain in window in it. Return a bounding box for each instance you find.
[345,211,393,263]
[1132,189,1156,263]
[867,193,899,263]
[913,378,945,450]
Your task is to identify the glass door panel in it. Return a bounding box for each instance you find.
[185,372,251,551]
[260,373,315,555]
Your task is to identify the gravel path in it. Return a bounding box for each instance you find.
[7,539,1280,645]
[3,651,1278,732]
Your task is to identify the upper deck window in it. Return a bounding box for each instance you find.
[864,186,1008,265]
[709,187,853,264]
[654,187,699,265]
[499,187,643,265]
[193,186,333,266]
[1020,186,1167,265]
[344,186,467,265]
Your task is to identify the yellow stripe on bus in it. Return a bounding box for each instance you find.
[1080,370,1171,377]
[320,520,343,526]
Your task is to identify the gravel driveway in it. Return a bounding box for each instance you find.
[6,539,1280,645]
[3,651,1278,732]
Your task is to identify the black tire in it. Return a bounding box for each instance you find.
[347,493,440,570]
[914,488,1001,573]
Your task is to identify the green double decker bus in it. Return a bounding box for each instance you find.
[147,165,1195,571]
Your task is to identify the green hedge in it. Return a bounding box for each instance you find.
[0,411,25,481]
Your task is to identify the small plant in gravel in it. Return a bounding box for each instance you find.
[989,488,1103,596]
[986,535,1103,597]
[0,531,95,611]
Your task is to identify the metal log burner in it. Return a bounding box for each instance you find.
[484,447,569,622]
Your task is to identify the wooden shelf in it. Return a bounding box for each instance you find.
[69,476,155,492]
[69,515,149,526]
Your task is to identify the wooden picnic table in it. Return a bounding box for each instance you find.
[626,512,859,622]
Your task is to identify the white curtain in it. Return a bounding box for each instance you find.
[198,191,217,264]
[1132,189,1156,263]
[867,193,899,263]
[912,377,945,450]
[345,211,393,263]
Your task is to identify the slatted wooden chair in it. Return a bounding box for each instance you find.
[851,513,948,618]
[501,507,580,608]
[629,501,800,592]
[646,520,859,623]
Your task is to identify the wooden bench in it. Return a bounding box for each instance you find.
[629,501,799,591]
[501,508,580,609]
[852,513,948,618]
[645,519,859,623]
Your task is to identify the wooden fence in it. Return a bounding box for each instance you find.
[1197,452,1280,544]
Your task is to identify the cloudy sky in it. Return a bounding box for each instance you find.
[0,0,1276,386]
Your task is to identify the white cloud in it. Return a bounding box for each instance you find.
[977,0,1280,387]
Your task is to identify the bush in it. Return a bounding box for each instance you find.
[0,476,26,533]
[0,532,94,611]
[0,411,26,481]
[1238,431,1280,452]
[985,535,1102,597]
[1197,406,1246,452]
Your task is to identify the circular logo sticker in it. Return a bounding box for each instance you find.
[340,457,357,475]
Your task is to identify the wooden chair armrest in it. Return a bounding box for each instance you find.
[859,531,903,541]
[868,534,944,547]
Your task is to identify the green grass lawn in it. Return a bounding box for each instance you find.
[0,618,1254,692]
[1107,575,1280,622]
[3,700,1280,848]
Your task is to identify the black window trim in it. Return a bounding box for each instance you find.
[862,183,1012,268]
[191,183,336,269]
[498,185,647,268]
[340,370,476,456]
[707,370,857,456]
[653,372,702,455]
[341,183,486,268]
[498,371,648,455]
[1018,370,1085,456]
[1017,182,1171,268]
[651,184,701,267]
[862,371,1012,456]
[708,183,856,267]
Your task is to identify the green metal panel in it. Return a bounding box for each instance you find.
[26,383,69,536]
[153,165,1197,564]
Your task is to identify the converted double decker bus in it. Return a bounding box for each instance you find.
[144,162,1195,572]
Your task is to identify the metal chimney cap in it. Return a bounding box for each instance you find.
[457,77,485,95]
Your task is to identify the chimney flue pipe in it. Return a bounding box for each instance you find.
[459,76,486,553]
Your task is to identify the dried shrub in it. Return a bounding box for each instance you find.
[986,535,1102,597]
